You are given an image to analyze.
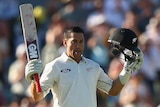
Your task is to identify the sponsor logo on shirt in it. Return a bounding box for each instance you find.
[86,67,93,71]
[61,69,71,73]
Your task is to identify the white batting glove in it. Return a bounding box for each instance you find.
[124,48,144,72]
[25,59,43,82]
[119,48,144,84]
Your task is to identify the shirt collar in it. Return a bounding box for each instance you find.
[62,52,86,63]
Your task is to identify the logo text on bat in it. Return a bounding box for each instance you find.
[28,43,38,59]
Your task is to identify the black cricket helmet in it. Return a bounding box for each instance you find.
[108,28,140,61]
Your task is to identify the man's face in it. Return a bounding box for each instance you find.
[64,32,85,62]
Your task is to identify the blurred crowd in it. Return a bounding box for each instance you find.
[1,0,160,107]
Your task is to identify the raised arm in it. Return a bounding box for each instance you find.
[108,49,144,96]
[25,59,44,101]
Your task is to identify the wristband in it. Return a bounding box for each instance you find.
[119,69,131,85]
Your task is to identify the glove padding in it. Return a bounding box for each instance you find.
[25,59,43,82]
[119,48,144,85]
[123,48,144,73]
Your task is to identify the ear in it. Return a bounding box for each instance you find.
[63,39,67,47]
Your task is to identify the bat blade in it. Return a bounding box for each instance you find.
[19,3,42,93]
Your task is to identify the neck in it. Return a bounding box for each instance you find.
[71,56,82,63]
[66,52,82,63]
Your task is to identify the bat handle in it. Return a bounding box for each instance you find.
[34,74,42,92]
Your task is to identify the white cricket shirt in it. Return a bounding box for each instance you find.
[40,52,113,107]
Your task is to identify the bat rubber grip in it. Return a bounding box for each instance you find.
[34,74,42,93]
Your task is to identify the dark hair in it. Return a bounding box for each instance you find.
[64,26,85,39]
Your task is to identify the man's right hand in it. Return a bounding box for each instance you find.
[25,59,43,82]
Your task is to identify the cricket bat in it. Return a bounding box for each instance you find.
[19,3,42,92]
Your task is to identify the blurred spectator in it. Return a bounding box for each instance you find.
[131,0,155,33]
[0,20,11,89]
[119,73,154,107]
[86,20,111,71]
[45,0,64,19]
[57,0,89,27]
[154,7,160,23]
[103,0,131,27]
[122,9,141,37]
[41,15,67,66]
[0,0,20,54]
[86,1,113,70]
[0,20,15,104]
[138,34,160,105]
[8,43,29,98]
[145,17,160,51]
[86,0,114,30]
